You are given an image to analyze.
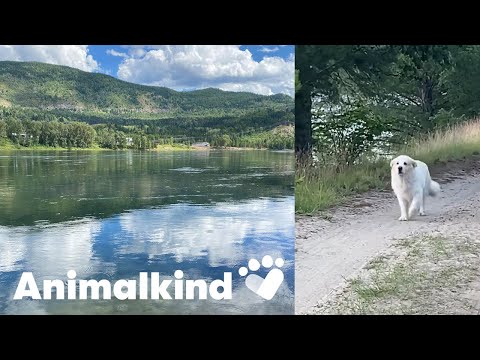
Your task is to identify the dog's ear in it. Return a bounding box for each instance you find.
[390,159,395,167]
[412,161,417,168]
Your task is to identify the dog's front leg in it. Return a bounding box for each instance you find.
[397,196,408,221]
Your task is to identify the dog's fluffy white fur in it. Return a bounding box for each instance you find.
[390,155,441,221]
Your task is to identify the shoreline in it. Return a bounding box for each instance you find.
[0,145,110,152]
[0,145,294,152]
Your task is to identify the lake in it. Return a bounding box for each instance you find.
[0,149,294,314]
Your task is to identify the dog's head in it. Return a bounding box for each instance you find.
[390,155,417,176]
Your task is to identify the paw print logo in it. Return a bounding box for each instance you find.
[239,255,284,300]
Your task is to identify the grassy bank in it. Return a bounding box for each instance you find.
[151,144,197,151]
[296,119,480,214]
[0,141,274,152]
[0,143,196,152]
[0,142,107,151]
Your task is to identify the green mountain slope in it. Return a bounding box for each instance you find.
[0,61,294,150]
[0,61,292,117]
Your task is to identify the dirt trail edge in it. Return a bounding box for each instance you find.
[295,160,480,314]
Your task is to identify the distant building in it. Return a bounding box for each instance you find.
[192,142,210,147]
[126,137,133,146]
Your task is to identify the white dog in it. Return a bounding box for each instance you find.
[390,155,441,221]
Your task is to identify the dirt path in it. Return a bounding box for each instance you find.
[295,158,480,314]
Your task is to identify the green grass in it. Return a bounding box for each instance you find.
[296,119,480,214]
[296,159,388,214]
[0,140,109,151]
[0,141,270,152]
[152,144,196,152]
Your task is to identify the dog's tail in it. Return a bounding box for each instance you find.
[429,180,441,197]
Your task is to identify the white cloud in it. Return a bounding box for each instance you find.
[0,45,98,72]
[0,227,26,272]
[116,45,294,96]
[117,198,294,267]
[259,46,279,53]
[129,48,147,58]
[119,45,148,58]
[106,49,127,58]
[0,220,102,280]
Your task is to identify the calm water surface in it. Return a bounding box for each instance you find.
[0,150,294,314]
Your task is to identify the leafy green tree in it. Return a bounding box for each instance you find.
[0,119,7,139]
[443,46,480,119]
[219,134,232,147]
[295,45,398,156]
[6,118,24,143]
[115,131,127,149]
[313,102,390,166]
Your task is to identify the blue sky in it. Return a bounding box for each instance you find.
[0,45,294,96]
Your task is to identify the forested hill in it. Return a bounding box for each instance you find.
[0,61,292,116]
[0,61,294,150]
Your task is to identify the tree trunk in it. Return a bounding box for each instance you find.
[419,77,435,118]
[295,82,313,157]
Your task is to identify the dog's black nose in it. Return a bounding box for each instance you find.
[398,166,403,173]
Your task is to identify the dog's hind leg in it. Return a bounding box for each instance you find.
[419,193,426,216]
[408,194,422,219]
